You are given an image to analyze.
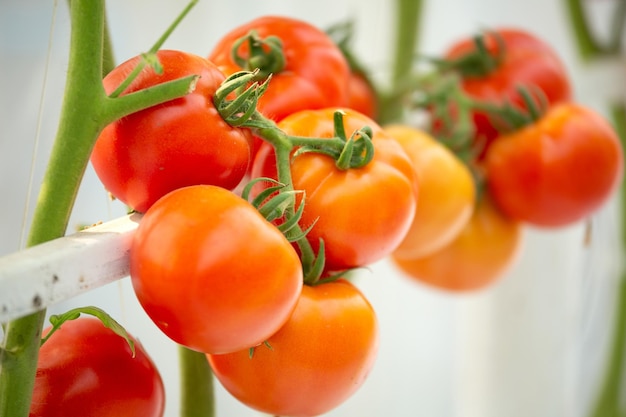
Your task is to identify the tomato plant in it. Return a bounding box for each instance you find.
[392,194,522,291]
[90,49,252,213]
[485,103,624,227]
[439,27,572,157]
[251,108,418,271]
[208,16,351,123]
[346,72,378,120]
[208,279,378,417]
[130,185,303,354]
[385,124,476,260]
[29,317,164,417]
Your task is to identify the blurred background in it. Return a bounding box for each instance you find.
[1,0,624,416]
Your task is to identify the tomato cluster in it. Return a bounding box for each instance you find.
[44,15,622,417]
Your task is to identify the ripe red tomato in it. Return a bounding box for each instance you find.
[346,72,378,120]
[91,50,252,213]
[392,194,522,291]
[251,108,417,271]
[208,279,378,417]
[130,185,303,354]
[385,124,476,259]
[442,28,571,157]
[30,317,164,417]
[209,16,351,122]
[485,103,623,227]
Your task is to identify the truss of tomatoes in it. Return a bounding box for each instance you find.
[63,15,623,417]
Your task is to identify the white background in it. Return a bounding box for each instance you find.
[1,1,624,416]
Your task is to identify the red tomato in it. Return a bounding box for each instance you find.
[209,16,351,122]
[392,194,522,291]
[30,317,164,417]
[91,50,252,213]
[346,72,378,120]
[385,125,476,259]
[208,279,378,417]
[130,185,303,354]
[442,28,571,157]
[485,103,623,227]
[251,108,417,271]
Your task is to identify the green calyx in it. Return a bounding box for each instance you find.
[231,30,287,81]
[433,30,506,78]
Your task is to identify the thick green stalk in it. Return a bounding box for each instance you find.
[378,0,423,124]
[0,1,197,416]
[179,347,215,417]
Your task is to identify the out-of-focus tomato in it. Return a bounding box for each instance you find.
[346,72,378,120]
[386,125,476,259]
[130,185,303,354]
[251,108,417,271]
[442,28,571,157]
[392,194,522,291]
[30,317,164,417]
[91,50,252,213]
[208,279,378,417]
[485,103,623,227]
[209,15,351,122]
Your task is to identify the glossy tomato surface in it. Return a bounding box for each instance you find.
[91,50,252,213]
[252,108,417,271]
[209,15,351,122]
[386,124,476,259]
[485,103,623,227]
[30,317,164,417]
[130,185,303,354]
[208,279,378,417]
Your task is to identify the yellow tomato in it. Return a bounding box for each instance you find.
[392,194,523,291]
[385,125,476,259]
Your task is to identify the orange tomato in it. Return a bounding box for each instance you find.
[208,279,378,417]
[386,125,476,259]
[392,194,522,291]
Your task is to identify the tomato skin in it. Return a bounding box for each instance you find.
[130,185,303,354]
[485,103,623,227]
[346,72,378,120]
[385,125,476,259]
[443,28,571,156]
[29,317,164,417]
[252,108,418,271]
[208,279,378,417]
[392,195,522,291]
[91,50,252,213]
[208,16,351,122]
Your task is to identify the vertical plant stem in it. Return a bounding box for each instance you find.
[0,2,198,416]
[179,346,215,417]
[378,0,423,124]
[0,2,107,416]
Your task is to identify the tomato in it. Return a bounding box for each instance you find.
[346,72,378,120]
[91,50,252,213]
[209,16,351,122]
[30,317,164,417]
[442,28,571,157]
[385,125,476,259]
[392,194,522,291]
[485,103,623,227]
[251,108,417,271]
[208,279,378,417]
[130,185,303,354]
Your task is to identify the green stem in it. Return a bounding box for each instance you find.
[179,346,214,417]
[587,104,626,417]
[564,0,611,60]
[0,1,197,416]
[378,0,423,124]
